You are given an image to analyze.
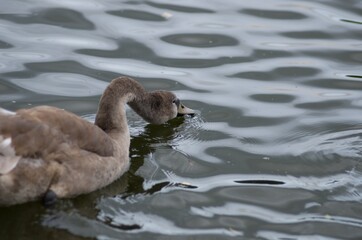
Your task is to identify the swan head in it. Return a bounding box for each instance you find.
[131,91,195,125]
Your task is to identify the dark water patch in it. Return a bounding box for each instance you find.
[240,9,307,20]
[147,2,214,13]
[102,216,142,231]
[172,182,198,189]
[24,60,91,73]
[0,8,95,30]
[0,77,24,92]
[302,50,362,65]
[295,99,352,110]
[1,69,37,79]
[125,181,170,197]
[0,40,13,49]
[281,29,362,40]
[203,105,242,123]
[341,19,362,25]
[155,56,247,68]
[250,94,295,103]
[230,66,320,81]
[201,147,356,177]
[304,78,362,91]
[347,75,362,79]
[272,66,321,79]
[106,222,141,231]
[281,30,331,39]
[235,180,285,185]
[42,212,110,239]
[252,49,292,61]
[161,33,239,48]
[230,71,271,81]
[0,202,71,240]
[107,9,166,21]
[0,78,37,106]
[216,186,315,210]
[229,115,292,128]
[196,130,231,141]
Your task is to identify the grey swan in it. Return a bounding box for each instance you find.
[0,76,194,206]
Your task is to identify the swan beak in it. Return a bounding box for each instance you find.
[177,103,195,116]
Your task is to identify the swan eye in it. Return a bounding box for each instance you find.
[173,98,180,107]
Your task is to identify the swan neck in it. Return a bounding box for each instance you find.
[94,77,146,134]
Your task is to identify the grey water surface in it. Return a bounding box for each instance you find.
[1,0,362,239]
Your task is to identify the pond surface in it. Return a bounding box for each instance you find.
[1,0,362,239]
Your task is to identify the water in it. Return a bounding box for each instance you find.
[0,0,362,239]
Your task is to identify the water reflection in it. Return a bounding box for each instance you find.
[107,9,168,22]
[9,73,107,97]
[240,8,308,20]
[0,8,95,30]
[161,33,239,48]
[146,2,214,13]
[0,39,13,49]
[40,116,244,237]
[1,0,362,239]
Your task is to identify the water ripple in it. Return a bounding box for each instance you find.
[161,33,239,48]
[146,2,214,14]
[240,8,308,20]
[1,0,362,239]
[191,202,362,227]
[9,73,107,97]
[0,8,95,30]
[107,9,168,22]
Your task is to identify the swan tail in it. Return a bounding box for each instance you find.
[0,107,20,173]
